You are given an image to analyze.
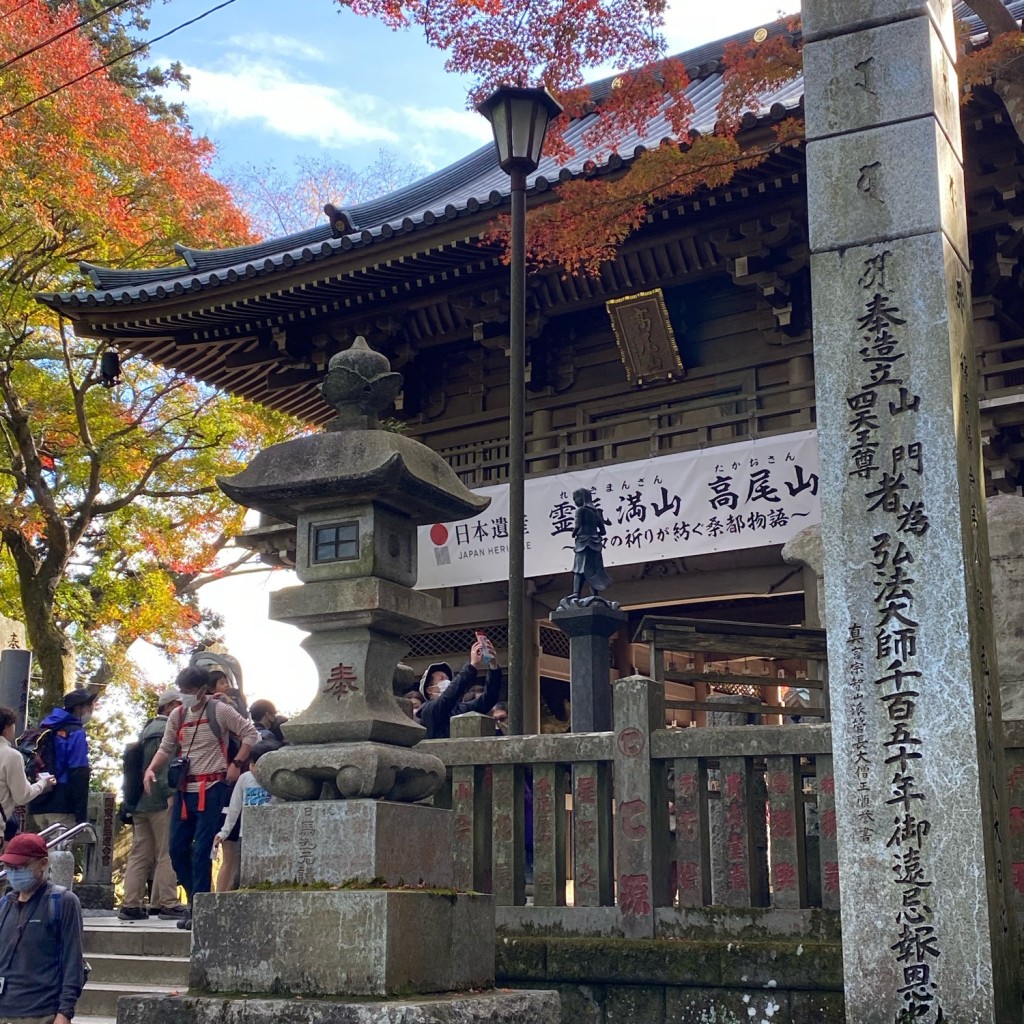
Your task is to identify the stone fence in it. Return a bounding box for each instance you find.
[425,676,1024,946]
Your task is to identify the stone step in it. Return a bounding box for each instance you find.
[77,980,181,1018]
[84,921,191,957]
[73,1017,116,1024]
[86,950,190,986]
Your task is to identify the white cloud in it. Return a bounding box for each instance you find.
[225,31,327,62]
[179,60,401,148]
[171,58,492,161]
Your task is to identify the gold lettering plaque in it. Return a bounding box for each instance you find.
[605,288,684,386]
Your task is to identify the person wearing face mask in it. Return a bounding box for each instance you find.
[0,832,86,1024]
[144,667,259,930]
[27,687,96,832]
[417,638,501,740]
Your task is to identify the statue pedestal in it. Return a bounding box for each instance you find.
[549,601,628,733]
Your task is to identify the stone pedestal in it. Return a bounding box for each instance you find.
[191,890,493,997]
[241,800,453,888]
[804,2,1019,1019]
[549,601,627,733]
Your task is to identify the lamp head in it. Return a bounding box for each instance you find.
[477,86,563,177]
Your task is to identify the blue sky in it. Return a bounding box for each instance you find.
[147,0,790,179]
[132,0,792,707]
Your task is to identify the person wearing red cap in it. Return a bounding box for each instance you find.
[0,832,85,1023]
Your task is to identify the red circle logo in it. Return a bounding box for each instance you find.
[429,524,449,546]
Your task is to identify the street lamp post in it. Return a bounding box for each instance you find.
[478,86,563,735]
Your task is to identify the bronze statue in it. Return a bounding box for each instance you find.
[561,487,615,608]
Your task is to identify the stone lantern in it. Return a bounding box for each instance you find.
[117,338,559,1024]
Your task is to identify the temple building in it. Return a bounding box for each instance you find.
[39,2,1024,730]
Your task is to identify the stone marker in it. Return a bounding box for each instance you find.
[116,339,559,1024]
[804,1,1020,1020]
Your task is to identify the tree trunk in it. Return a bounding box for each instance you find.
[21,581,75,711]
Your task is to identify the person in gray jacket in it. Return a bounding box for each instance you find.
[0,831,85,1024]
[118,689,186,921]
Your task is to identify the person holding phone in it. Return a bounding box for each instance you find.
[417,636,502,739]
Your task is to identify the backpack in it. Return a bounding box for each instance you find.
[17,726,63,783]
[204,698,241,764]
[0,885,90,983]
[120,718,156,811]
[173,698,238,766]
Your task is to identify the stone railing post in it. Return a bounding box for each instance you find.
[611,675,670,938]
[450,714,495,894]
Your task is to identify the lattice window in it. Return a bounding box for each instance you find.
[404,623,509,659]
[539,624,571,659]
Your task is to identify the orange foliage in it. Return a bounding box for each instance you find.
[958,30,1024,91]
[0,0,253,269]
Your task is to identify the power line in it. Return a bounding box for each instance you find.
[0,0,241,123]
[0,0,138,75]
[2,0,39,18]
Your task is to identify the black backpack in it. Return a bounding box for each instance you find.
[17,726,61,783]
[120,719,156,811]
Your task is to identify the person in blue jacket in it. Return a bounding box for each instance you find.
[28,687,95,830]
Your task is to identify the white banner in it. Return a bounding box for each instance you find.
[417,430,820,590]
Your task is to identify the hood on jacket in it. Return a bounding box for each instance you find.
[41,707,82,730]
[419,663,454,698]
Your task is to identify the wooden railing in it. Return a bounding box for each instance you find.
[427,678,1023,941]
[426,676,837,938]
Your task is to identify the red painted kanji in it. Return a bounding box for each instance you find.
[454,814,472,840]
[619,873,651,916]
[725,772,743,801]
[576,775,597,804]
[617,727,646,757]
[324,663,359,697]
[677,862,698,891]
[1009,806,1024,838]
[1012,862,1024,894]
[771,809,796,841]
[768,771,791,795]
[727,863,749,890]
[819,774,836,796]
[823,861,840,893]
[618,799,648,840]
[676,809,698,843]
[677,772,698,798]
[773,862,797,891]
[820,809,837,840]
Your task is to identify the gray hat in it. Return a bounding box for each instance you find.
[419,662,453,698]
[156,689,182,710]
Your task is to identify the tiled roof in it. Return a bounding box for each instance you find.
[41,0,1022,310]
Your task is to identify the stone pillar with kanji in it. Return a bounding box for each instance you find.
[803,1,1020,1020]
